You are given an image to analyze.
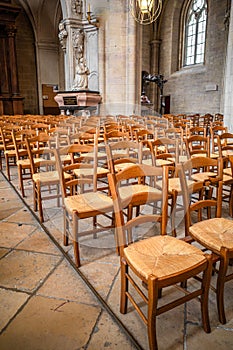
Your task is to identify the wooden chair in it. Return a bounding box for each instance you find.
[0,126,19,180]
[179,160,233,325]
[104,129,130,143]
[188,126,207,137]
[217,132,233,158]
[54,143,114,267]
[105,140,140,174]
[209,125,228,155]
[11,129,38,197]
[108,162,169,235]
[69,132,109,192]
[108,167,212,350]
[222,154,233,217]
[185,135,210,158]
[148,137,178,166]
[26,133,66,223]
[135,128,154,142]
[169,156,222,237]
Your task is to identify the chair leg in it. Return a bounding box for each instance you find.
[201,255,212,333]
[229,185,233,217]
[6,155,11,180]
[72,214,81,267]
[171,191,178,237]
[63,209,69,246]
[217,251,229,324]
[33,182,37,211]
[147,276,158,350]
[37,183,44,223]
[120,259,128,314]
[18,165,25,197]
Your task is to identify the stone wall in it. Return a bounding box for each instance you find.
[223,0,233,131]
[157,0,229,115]
[15,7,38,114]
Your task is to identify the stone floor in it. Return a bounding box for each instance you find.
[0,162,233,350]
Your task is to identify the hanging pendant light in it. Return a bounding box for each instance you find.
[130,0,162,25]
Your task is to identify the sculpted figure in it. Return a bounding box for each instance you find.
[72,57,89,90]
[58,22,68,51]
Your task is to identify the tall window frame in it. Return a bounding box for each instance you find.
[183,0,207,66]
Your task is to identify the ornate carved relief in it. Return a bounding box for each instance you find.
[72,28,90,90]
[58,21,68,51]
[71,0,83,16]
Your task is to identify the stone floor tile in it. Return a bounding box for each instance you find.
[0,295,101,350]
[37,259,99,306]
[0,248,10,259]
[0,190,23,220]
[87,310,137,350]
[186,323,233,350]
[80,258,120,300]
[0,250,61,292]
[0,222,36,248]
[6,207,39,226]
[16,230,61,255]
[0,288,30,331]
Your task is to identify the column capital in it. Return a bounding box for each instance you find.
[150,39,162,47]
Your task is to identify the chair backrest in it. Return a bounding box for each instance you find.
[188,126,207,137]
[106,140,140,173]
[209,125,228,154]
[185,135,210,158]
[108,163,169,253]
[135,128,154,142]
[25,133,56,175]
[104,129,130,143]
[11,129,36,162]
[0,126,15,152]
[217,132,233,157]
[54,142,98,199]
[178,157,223,235]
[148,137,179,165]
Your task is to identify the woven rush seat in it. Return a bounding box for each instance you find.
[32,170,70,183]
[16,157,44,167]
[4,149,17,156]
[223,168,232,176]
[73,166,109,177]
[191,171,217,182]
[114,162,136,172]
[189,218,233,253]
[157,177,195,194]
[64,192,113,216]
[222,150,233,156]
[155,159,173,166]
[119,183,162,207]
[124,235,206,280]
[141,158,153,165]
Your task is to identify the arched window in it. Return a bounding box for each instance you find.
[184,0,207,66]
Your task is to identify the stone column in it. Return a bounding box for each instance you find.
[150,38,161,112]
[0,2,24,115]
[223,2,233,131]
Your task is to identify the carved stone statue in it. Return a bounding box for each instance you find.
[58,21,68,51]
[72,57,89,90]
[73,29,84,60]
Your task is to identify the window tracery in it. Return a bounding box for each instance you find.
[184,0,207,66]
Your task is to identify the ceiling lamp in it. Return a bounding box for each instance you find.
[130,0,162,25]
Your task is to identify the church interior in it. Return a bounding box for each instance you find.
[0,1,233,349]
